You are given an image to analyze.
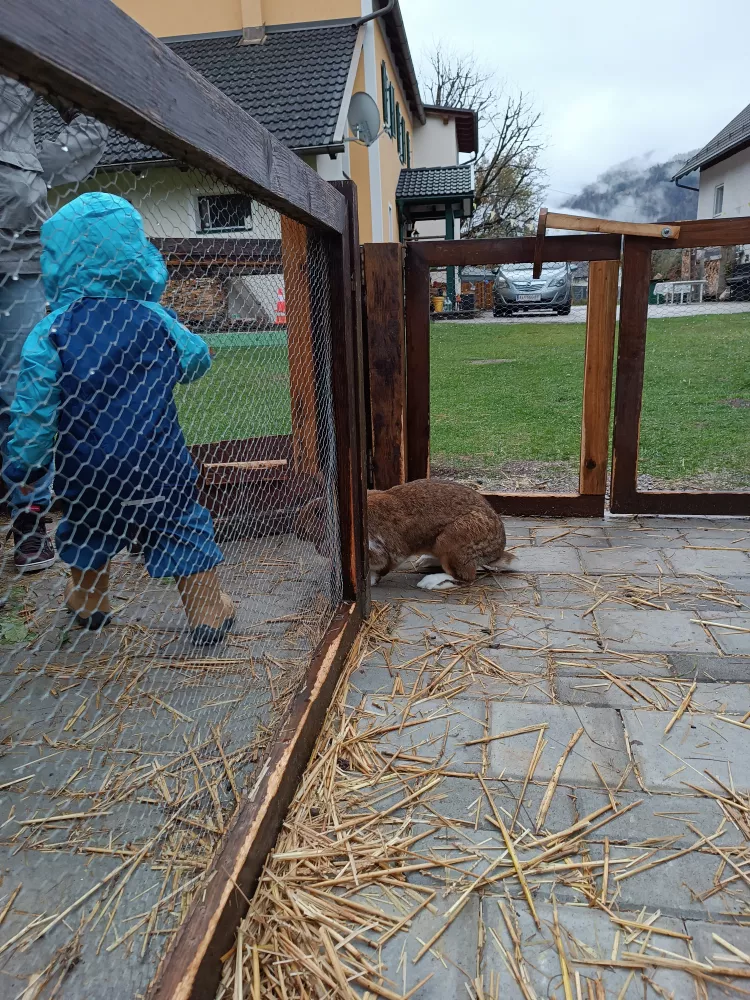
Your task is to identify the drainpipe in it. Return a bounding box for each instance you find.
[355,0,395,27]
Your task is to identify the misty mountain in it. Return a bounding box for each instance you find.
[564,152,699,222]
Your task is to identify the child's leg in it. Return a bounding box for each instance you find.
[64,563,112,628]
[176,570,233,629]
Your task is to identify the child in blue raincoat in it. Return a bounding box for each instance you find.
[4,192,235,645]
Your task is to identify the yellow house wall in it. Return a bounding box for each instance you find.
[373,22,412,242]
[114,0,358,38]
[347,52,372,243]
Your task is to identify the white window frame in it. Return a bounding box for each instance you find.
[197,194,254,233]
[713,183,724,217]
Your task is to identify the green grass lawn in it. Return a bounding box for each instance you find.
[431,313,750,482]
[175,342,292,445]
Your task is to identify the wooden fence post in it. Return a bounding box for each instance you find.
[579,259,619,495]
[363,243,406,490]
[329,180,369,615]
[404,245,431,482]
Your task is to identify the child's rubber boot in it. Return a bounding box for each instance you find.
[176,570,235,647]
[64,565,113,631]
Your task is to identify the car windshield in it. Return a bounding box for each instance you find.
[500,262,566,275]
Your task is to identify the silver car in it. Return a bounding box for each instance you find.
[493,262,572,316]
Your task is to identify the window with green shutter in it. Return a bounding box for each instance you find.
[381,62,390,133]
[388,83,396,136]
[406,131,411,167]
[396,103,402,159]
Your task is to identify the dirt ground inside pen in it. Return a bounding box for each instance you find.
[0,526,336,999]
[220,516,750,1000]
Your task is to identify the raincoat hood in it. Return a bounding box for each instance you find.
[40,192,167,307]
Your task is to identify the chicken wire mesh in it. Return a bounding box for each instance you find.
[429,260,587,493]
[0,74,342,997]
[637,244,750,492]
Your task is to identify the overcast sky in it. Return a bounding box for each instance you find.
[400,0,750,205]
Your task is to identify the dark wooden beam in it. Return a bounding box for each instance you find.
[0,0,346,233]
[610,238,651,513]
[613,492,750,517]
[329,180,370,615]
[410,233,622,267]
[363,243,407,490]
[483,493,605,517]
[146,602,362,1000]
[404,245,431,482]
[627,216,750,250]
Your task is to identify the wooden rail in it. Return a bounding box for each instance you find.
[0,0,346,233]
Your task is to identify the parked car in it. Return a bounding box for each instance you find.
[493,262,573,316]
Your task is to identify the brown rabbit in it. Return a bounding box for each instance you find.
[368,479,514,590]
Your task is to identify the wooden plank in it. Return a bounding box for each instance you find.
[404,245,431,482]
[0,0,346,233]
[146,601,362,1000]
[546,212,679,240]
[363,243,407,490]
[329,180,369,615]
[625,216,750,250]
[483,494,604,518]
[410,233,621,268]
[610,238,651,513]
[579,259,619,495]
[613,492,750,517]
[281,216,320,478]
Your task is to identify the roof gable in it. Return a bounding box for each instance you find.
[36,24,359,166]
[674,100,750,179]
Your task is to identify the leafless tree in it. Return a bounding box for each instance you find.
[420,44,547,237]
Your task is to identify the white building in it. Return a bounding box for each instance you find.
[674,102,750,219]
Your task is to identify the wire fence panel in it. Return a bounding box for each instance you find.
[638,244,750,491]
[428,261,588,493]
[0,73,343,997]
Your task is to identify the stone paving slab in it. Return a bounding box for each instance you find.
[481,899,691,999]
[552,652,673,678]
[705,612,750,654]
[579,546,673,575]
[685,920,750,994]
[508,546,582,574]
[664,546,750,577]
[488,703,631,787]
[668,653,750,681]
[594,608,719,653]
[622,710,750,792]
[478,649,548,674]
[555,676,750,713]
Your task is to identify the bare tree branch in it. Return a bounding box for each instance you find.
[418,42,547,238]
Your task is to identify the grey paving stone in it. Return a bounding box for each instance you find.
[622,710,750,792]
[360,696,488,772]
[488,703,630,788]
[481,898,691,999]
[580,547,673,575]
[479,650,548,675]
[457,675,555,703]
[552,652,674,678]
[354,891,480,999]
[575,788,747,848]
[664,547,750,578]
[705,612,750,654]
[554,676,664,709]
[536,607,602,652]
[594,608,719,653]
[685,920,750,990]
[535,588,620,610]
[508,546,582,574]
[669,653,750,682]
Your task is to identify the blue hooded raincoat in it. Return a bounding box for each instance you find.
[4,193,220,575]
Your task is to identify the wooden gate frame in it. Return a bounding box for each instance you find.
[611,217,750,516]
[400,235,622,516]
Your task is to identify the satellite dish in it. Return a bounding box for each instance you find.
[347,92,382,146]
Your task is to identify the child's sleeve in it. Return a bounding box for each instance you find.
[145,303,212,384]
[3,315,62,486]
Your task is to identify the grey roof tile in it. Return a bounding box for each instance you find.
[674,101,750,178]
[396,165,474,200]
[36,25,358,166]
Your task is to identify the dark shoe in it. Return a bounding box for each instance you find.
[190,616,235,647]
[12,506,55,574]
[72,610,112,631]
